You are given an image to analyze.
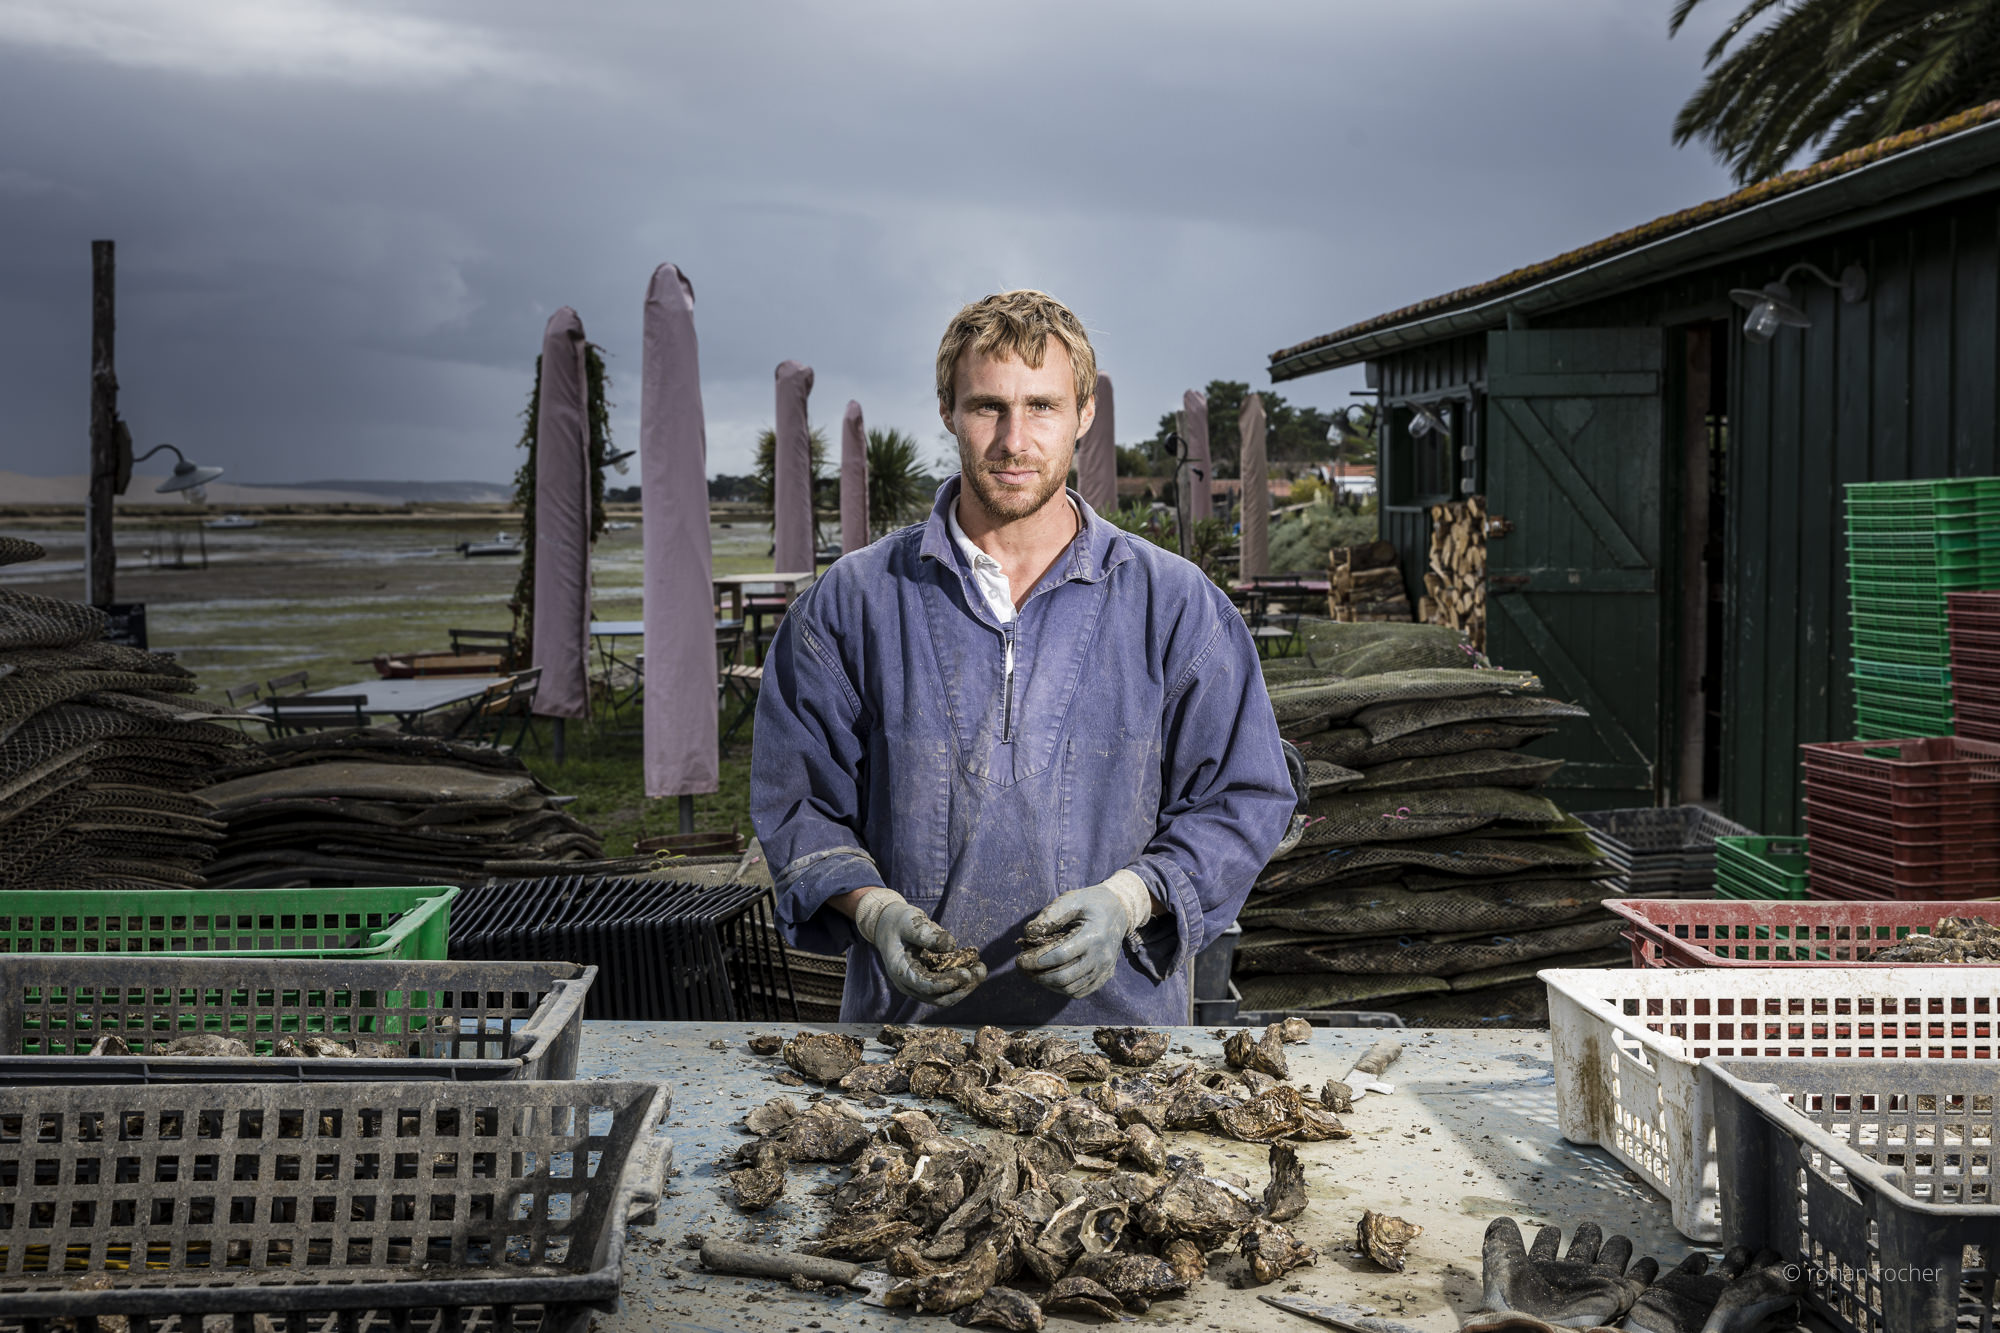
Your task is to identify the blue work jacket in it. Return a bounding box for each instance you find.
[750,478,1292,1026]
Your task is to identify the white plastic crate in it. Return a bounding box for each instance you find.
[1540,966,2000,1242]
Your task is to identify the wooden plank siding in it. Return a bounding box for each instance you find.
[1375,335,1487,609]
[1365,189,2000,834]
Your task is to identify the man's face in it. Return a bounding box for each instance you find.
[940,340,1096,523]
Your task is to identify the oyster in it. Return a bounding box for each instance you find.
[1017,1133,1075,1182]
[1222,1024,1290,1080]
[1876,915,2000,963]
[1121,1122,1168,1174]
[1012,1188,1060,1227]
[965,1084,1054,1133]
[1043,1275,1125,1321]
[920,945,982,973]
[747,1033,784,1055]
[953,1286,1045,1331]
[1028,1036,1083,1069]
[1262,1144,1307,1223]
[1001,1067,1070,1101]
[1065,1251,1188,1312]
[973,1025,1012,1062]
[744,1096,798,1137]
[162,1034,252,1058]
[1043,1100,1127,1157]
[1162,1237,1208,1288]
[782,1031,865,1083]
[1237,1217,1318,1285]
[908,1059,958,1099]
[892,1027,970,1068]
[888,1108,953,1157]
[805,1211,922,1261]
[1237,1068,1280,1096]
[730,1139,787,1212]
[1276,1017,1314,1044]
[1214,1085,1351,1144]
[1357,1209,1422,1272]
[838,1061,910,1096]
[1139,1169,1256,1250]
[831,1150,912,1215]
[1162,1084,1242,1131]
[1092,1026,1170,1067]
[1044,1051,1113,1082]
[940,1062,995,1106]
[785,1103,872,1163]
[1320,1079,1354,1114]
[886,1236,1000,1313]
[87,1033,132,1057]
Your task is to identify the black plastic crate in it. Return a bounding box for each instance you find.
[1193,920,1242,1001]
[1708,1056,2000,1333]
[450,876,798,1022]
[0,956,594,1085]
[0,1079,672,1333]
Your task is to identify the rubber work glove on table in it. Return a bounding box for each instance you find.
[1016,869,1156,998]
[1472,1218,1658,1330]
[1623,1248,1801,1333]
[851,888,985,1006]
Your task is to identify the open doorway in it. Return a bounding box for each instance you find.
[1677,322,1729,804]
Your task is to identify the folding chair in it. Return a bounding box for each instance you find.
[449,627,519,659]
[264,694,366,738]
[223,680,263,708]
[719,660,761,756]
[265,668,309,697]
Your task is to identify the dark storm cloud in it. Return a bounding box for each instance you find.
[0,0,1739,483]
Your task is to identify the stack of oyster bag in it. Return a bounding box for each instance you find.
[0,537,246,889]
[1238,619,1624,1027]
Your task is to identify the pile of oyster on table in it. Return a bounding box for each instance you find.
[724,1021,1351,1326]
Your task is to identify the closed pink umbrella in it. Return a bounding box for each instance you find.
[841,399,868,553]
[640,264,718,813]
[1239,391,1270,580]
[530,307,591,743]
[1076,372,1116,513]
[773,360,815,573]
[1182,388,1212,522]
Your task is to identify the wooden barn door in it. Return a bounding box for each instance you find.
[1484,329,1667,808]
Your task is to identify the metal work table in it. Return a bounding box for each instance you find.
[576,1021,1697,1333]
[251,674,511,729]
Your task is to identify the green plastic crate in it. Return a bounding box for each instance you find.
[1854,704,1955,740]
[1849,627,1953,667]
[1845,477,2000,504]
[1846,545,1999,577]
[1715,836,1810,901]
[1847,528,2000,552]
[0,886,458,958]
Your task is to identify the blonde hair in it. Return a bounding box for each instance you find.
[935,289,1097,413]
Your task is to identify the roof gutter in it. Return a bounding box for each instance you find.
[1269,120,2000,382]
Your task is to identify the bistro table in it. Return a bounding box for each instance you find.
[713,571,815,664]
[250,675,510,730]
[579,1020,1707,1333]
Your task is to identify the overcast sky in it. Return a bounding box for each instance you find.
[0,0,1743,485]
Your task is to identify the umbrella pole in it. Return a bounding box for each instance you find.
[679,795,695,835]
[552,718,566,764]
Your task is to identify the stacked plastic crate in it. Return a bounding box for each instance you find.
[1712,835,1809,900]
[1800,737,2000,898]
[1846,478,2000,739]
[1949,590,2000,743]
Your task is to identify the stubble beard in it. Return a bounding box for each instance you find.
[961,448,1073,523]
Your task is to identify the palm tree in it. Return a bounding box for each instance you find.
[752,425,829,509]
[1672,0,2000,185]
[866,427,933,538]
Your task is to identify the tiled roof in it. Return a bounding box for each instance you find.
[1269,100,2000,372]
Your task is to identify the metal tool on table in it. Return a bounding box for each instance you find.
[1259,1293,1428,1333]
[698,1238,895,1305]
[1339,1036,1404,1099]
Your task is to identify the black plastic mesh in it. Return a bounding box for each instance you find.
[1236,971,1451,1010]
[1257,829,1608,891]
[1348,749,1565,791]
[1303,759,1365,795]
[1267,668,1542,726]
[1290,721,1560,768]
[1237,916,1626,976]
[0,536,47,566]
[1353,694,1589,742]
[1286,786,1569,850]
[1239,877,1621,935]
[0,588,107,652]
[1292,618,1489,674]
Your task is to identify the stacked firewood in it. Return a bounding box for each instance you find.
[1421,498,1488,651]
[1326,541,1411,622]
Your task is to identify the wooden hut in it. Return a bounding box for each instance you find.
[1268,104,2000,833]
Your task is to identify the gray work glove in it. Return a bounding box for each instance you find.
[1016,870,1154,999]
[1623,1248,1801,1333]
[852,888,985,1007]
[1480,1218,1658,1329]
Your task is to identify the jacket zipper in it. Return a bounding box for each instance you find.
[1001,622,1018,743]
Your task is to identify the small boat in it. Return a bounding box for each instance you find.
[457,532,521,558]
[204,514,259,530]
[605,520,636,532]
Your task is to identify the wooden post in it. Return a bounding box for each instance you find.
[86,240,118,608]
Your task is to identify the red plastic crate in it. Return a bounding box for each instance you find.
[1798,774,2000,812]
[1606,898,2000,968]
[1800,736,2000,787]
[1809,862,2000,900]
[1803,795,2000,840]
[1806,816,2000,869]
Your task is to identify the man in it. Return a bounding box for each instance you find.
[750,289,1293,1025]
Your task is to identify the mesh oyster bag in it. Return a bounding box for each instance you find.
[1291,721,1559,768]
[0,587,110,653]
[1347,749,1565,791]
[1235,916,1626,976]
[1257,829,1608,891]
[1353,693,1588,742]
[1293,618,1489,674]
[1236,970,1451,1011]
[1238,876,1621,936]
[1267,668,1542,727]
[1283,787,1570,851]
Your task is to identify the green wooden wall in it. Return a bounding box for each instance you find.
[1368,186,2000,834]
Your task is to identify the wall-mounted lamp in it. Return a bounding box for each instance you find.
[133,443,223,505]
[605,447,635,475]
[1729,262,1868,344]
[1409,403,1451,439]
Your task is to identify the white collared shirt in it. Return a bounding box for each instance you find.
[945,493,1081,673]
